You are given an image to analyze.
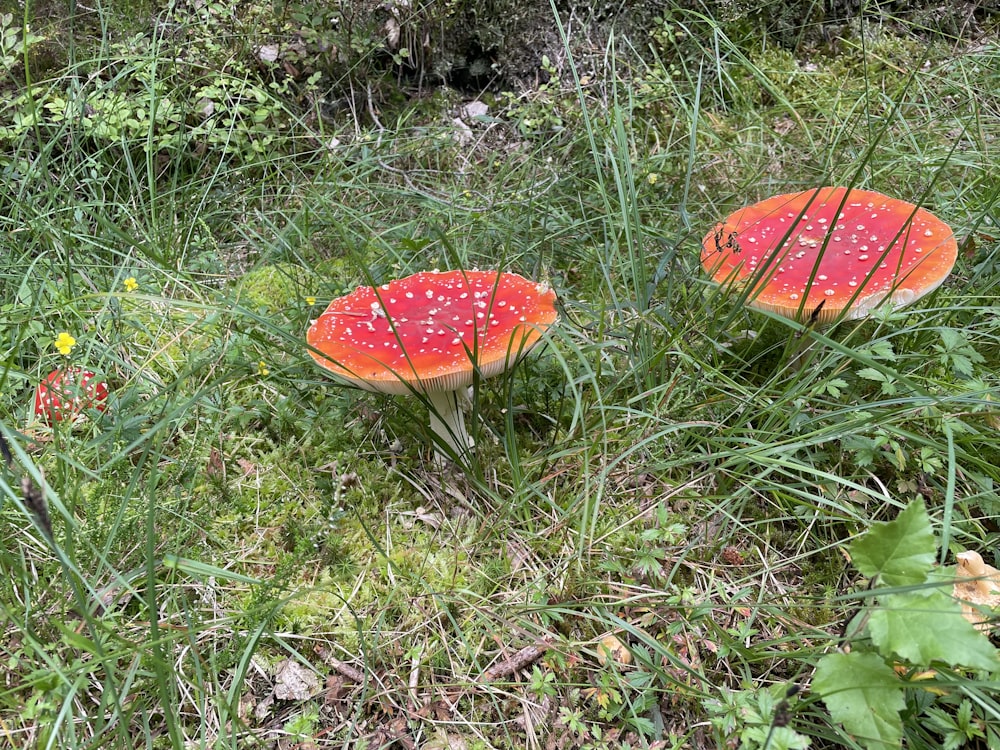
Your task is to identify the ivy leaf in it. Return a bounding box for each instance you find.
[868,589,1000,671]
[849,499,935,586]
[813,651,903,750]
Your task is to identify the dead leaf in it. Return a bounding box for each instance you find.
[273,659,320,701]
[206,447,225,481]
[401,505,442,529]
[324,674,350,706]
[427,699,453,721]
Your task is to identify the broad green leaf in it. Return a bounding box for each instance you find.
[868,590,1000,671]
[813,651,903,750]
[849,499,935,586]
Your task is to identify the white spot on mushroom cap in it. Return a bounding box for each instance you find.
[701,186,957,323]
[307,270,558,394]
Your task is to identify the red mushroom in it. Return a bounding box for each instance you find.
[307,269,557,460]
[702,187,957,324]
[34,367,109,424]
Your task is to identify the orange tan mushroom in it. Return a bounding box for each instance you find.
[953,550,1000,632]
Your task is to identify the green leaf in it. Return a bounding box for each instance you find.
[856,367,888,382]
[843,435,878,467]
[855,367,898,395]
[849,499,935,586]
[740,724,811,750]
[162,554,261,584]
[868,589,1000,671]
[860,340,897,362]
[824,378,848,398]
[813,651,903,750]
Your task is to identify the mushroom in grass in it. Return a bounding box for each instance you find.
[702,186,957,324]
[307,270,557,460]
[953,550,1000,632]
[34,367,109,424]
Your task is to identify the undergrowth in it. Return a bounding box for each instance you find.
[1,1,999,748]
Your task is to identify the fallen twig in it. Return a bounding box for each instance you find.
[481,642,551,682]
[316,646,366,683]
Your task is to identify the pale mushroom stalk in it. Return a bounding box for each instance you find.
[426,388,473,459]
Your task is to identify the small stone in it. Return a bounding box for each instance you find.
[461,100,489,119]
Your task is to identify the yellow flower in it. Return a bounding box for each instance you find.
[305,296,316,306]
[54,332,77,356]
[646,172,659,185]
[257,361,270,377]
[123,277,138,292]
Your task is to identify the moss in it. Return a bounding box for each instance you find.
[743,32,942,120]
[277,583,365,649]
[237,263,318,312]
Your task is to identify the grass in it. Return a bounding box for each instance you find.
[1,1,1000,748]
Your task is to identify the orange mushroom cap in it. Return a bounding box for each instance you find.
[306,270,558,394]
[701,187,957,324]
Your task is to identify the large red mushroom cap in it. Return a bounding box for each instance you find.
[701,187,957,324]
[307,269,557,458]
[34,367,109,424]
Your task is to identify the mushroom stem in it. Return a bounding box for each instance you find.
[426,389,474,461]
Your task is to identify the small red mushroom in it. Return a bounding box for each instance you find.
[702,186,958,324]
[306,269,558,460]
[34,367,109,424]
